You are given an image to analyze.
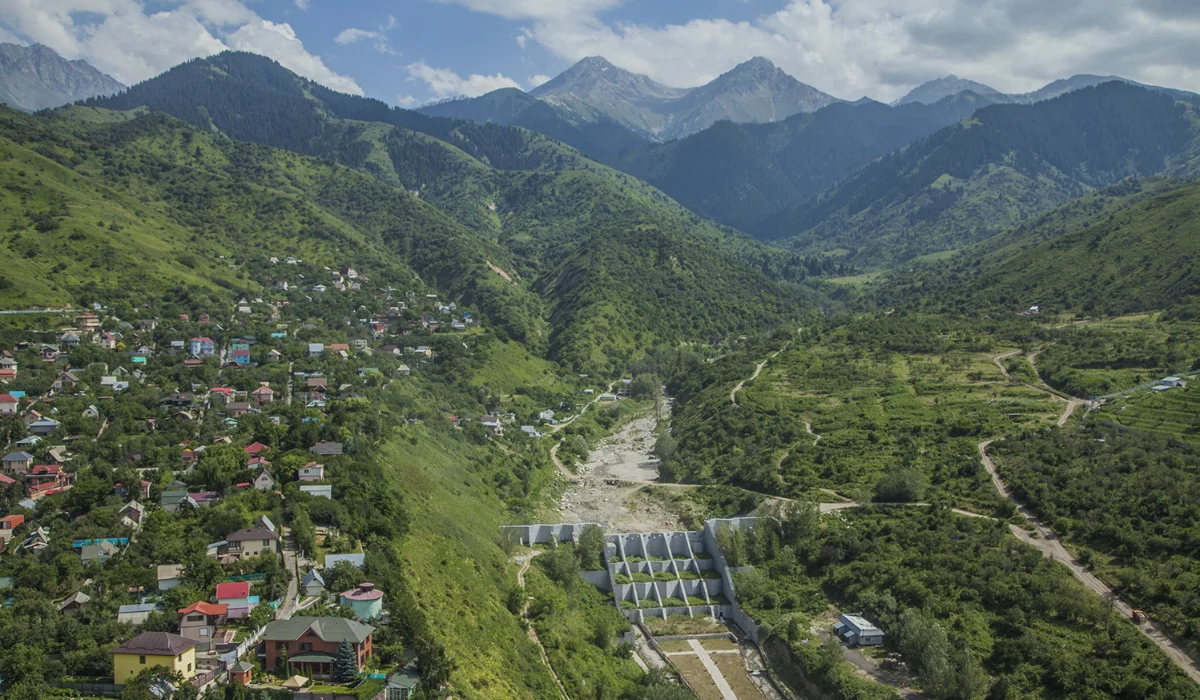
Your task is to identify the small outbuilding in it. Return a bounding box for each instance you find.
[834,613,885,647]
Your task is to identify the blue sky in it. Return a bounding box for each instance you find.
[3,1,1200,106]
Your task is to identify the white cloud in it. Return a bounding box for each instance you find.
[396,94,419,108]
[442,0,1200,101]
[335,27,384,45]
[432,0,623,22]
[0,25,27,45]
[0,0,360,94]
[227,19,362,94]
[334,16,397,55]
[406,60,522,99]
[295,0,309,9]
[528,74,551,88]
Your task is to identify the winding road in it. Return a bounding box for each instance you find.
[992,350,1086,427]
[981,356,1200,685]
[731,344,789,405]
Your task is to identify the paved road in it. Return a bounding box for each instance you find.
[686,638,738,700]
[278,526,299,619]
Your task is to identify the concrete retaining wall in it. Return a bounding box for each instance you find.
[580,570,611,590]
[500,522,600,545]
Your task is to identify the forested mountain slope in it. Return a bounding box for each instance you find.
[616,92,1002,233]
[0,106,546,341]
[73,52,819,373]
[769,82,1200,265]
[877,177,1200,316]
[83,52,603,234]
[417,88,648,162]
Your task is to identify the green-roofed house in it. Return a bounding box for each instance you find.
[263,616,374,679]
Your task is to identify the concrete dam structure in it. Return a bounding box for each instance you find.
[503,517,763,637]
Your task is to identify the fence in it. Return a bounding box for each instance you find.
[47,681,122,696]
[220,625,267,666]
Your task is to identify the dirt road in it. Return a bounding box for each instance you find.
[991,350,1085,427]
[556,400,681,533]
[978,440,1200,684]
[731,345,788,405]
[550,382,614,435]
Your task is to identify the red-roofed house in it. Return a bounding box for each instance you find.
[27,464,72,488]
[215,582,254,618]
[0,513,23,544]
[177,601,228,651]
[243,442,268,456]
[27,465,73,499]
[0,393,18,416]
[251,385,275,405]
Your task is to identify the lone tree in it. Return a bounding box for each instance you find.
[576,524,605,570]
[332,639,359,684]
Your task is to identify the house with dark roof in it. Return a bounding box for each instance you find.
[28,417,61,436]
[225,527,280,559]
[2,451,34,475]
[262,616,375,679]
[111,632,198,683]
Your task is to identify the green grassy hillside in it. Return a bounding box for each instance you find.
[876,178,1200,317]
[72,53,820,373]
[0,107,547,343]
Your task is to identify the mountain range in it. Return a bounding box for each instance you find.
[767,81,1200,264]
[72,51,816,373]
[426,56,840,143]
[0,43,124,112]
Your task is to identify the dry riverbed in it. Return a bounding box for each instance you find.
[556,399,682,532]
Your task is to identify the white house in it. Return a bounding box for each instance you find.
[1158,377,1188,390]
[834,614,885,647]
[298,463,325,482]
